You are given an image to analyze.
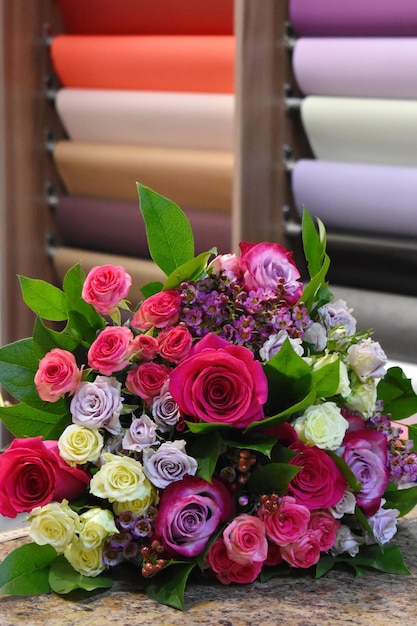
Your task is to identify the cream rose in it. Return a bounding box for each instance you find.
[89,452,153,503]
[294,401,349,451]
[345,376,378,418]
[58,424,104,466]
[28,499,80,549]
[64,540,105,576]
[78,507,118,549]
[112,489,159,518]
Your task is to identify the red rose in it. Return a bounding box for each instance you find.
[34,348,81,403]
[288,442,347,510]
[126,362,170,404]
[82,264,131,316]
[130,334,159,361]
[88,326,133,375]
[207,537,263,585]
[158,326,193,363]
[131,290,181,331]
[0,437,89,518]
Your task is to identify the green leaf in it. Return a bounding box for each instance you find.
[49,555,113,594]
[188,430,223,482]
[19,276,68,321]
[186,421,233,435]
[33,316,79,356]
[137,183,194,275]
[0,401,71,439]
[383,484,417,517]
[316,543,410,578]
[312,358,340,398]
[326,450,362,492]
[163,249,216,290]
[408,424,417,452]
[377,367,417,420]
[140,281,164,299]
[247,463,300,496]
[0,338,41,406]
[0,543,57,595]
[223,434,277,459]
[246,386,316,433]
[302,209,325,277]
[260,562,292,582]
[146,562,196,610]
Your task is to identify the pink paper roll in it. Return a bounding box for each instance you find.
[289,0,417,36]
[293,38,417,99]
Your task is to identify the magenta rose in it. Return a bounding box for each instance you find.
[158,326,193,363]
[207,538,262,585]
[260,495,310,546]
[130,334,159,361]
[154,475,234,558]
[126,362,170,404]
[82,264,132,316]
[34,348,82,403]
[340,430,389,516]
[223,514,268,565]
[88,326,133,375]
[131,290,181,331]
[288,442,347,510]
[239,241,303,305]
[169,333,268,428]
[0,437,89,518]
[280,530,321,568]
[308,509,340,551]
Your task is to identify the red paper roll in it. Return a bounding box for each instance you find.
[56,0,234,35]
[50,35,235,92]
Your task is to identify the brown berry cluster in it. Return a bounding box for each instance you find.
[260,493,281,514]
[140,538,168,578]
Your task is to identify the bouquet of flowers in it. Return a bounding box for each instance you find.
[0,184,416,610]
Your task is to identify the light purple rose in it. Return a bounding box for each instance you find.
[154,475,234,557]
[367,501,399,544]
[347,338,387,382]
[318,299,356,337]
[340,430,389,516]
[142,440,198,488]
[151,382,181,432]
[70,376,123,434]
[303,322,328,352]
[259,330,303,362]
[122,414,157,452]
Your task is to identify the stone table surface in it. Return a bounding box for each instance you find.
[0,509,416,626]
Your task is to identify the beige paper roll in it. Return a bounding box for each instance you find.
[56,89,235,151]
[53,141,233,212]
[53,247,166,304]
[301,96,417,167]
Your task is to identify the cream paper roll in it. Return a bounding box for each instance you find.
[55,89,235,151]
[53,141,233,212]
[301,96,417,167]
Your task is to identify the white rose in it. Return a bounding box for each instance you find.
[330,490,357,519]
[347,339,387,382]
[64,540,105,577]
[28,500,80,549]
[331,525,362,557]
[345,376,378,418]
[122,413,158,451]
[58,424,104,466]
[367,501,399,545]
[78,507,118,549]
[294,401,349,451]
[259,330,304,361]
[89,452,154,503]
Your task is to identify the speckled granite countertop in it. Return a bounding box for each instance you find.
[1,509,416,626]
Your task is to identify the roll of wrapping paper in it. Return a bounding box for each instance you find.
[54,196,232,257]
[291,159,417,237]
[293,38,417,99]
[53,141,233,212]
[55,89,234,151]
[53,247,166,304]
[50,35,234,92]
[56,0,234,35]
[289,0,417,36]
[300,96,417,167]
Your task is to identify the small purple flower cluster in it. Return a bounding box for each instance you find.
[102,508,157,569]
[178,273,311,355]
[371,408,417,485]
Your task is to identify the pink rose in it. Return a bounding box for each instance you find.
[259,495,310,546]
[227,559,263,584]
[209,253,242,282]
[130,334,159,361]
[0,437,89,518]
[280,530,321,568]
[34,348,82,402]
[88,326,133,375]
[308,509,340,551]
[207,538,262,585]
[340,430,389,516]
[158,326,193,363]
[131,290,181,331]
[82,264,132,316]
[126,362,170,404]
[169,333,268,428]
[155,475,234,558]
[288,442,347,510]
[223,514,268,565]
[239,241,303,305]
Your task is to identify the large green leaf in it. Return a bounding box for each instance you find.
[311,358,340,398]
[300,210,332,311]
[223,434,277,459]
[316,543,410,578]
[19,276,68,321]
[188,430,223,482]
[146,562,196,610]
[33,316,79,357]
[247,386,317,433]
[49,555,113,594]
[247,462,300,496]
[408,424,417,452]
[377,366,417,420]
[0,543,57,595]
[163,249,215,290]
[0,338,41,406]
[383,484,417,517]
[137,183,194,275]
[0,401,71,439]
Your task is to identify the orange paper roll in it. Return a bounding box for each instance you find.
[53,141,233,212]
[56,0,234,35]
[53,247,165,304]
[50,35,235,93]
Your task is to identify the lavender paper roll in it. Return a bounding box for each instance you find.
[289,0,417,36]
[293,38,417,99]
[291,159,417,237]
[54,196,232,257]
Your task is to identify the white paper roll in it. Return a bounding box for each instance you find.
[301,96,417,167]
[56,89,235,151]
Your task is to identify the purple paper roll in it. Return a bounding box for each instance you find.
[54,196,232,258]
[289,0,417,36]
[293,38,417,99]
[291,159,417,237]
